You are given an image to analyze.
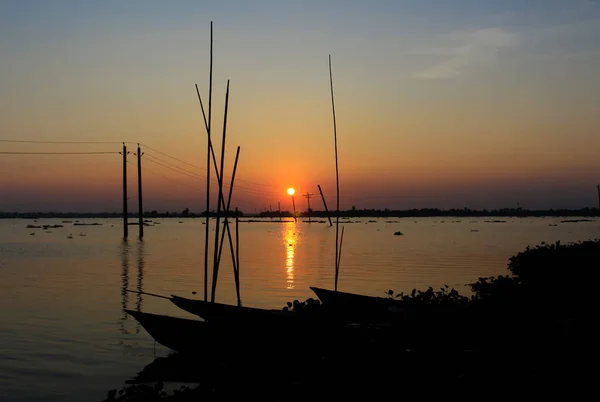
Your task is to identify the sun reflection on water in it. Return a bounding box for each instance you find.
[283,222,297,289]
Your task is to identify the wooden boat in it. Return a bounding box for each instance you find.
[125,309,292,355]
[169,294,339,327]
[170,295,286,322]
[124,309,209,355]
[125,309,357,357]
[310,286,403,314]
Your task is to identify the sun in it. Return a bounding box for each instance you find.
[287,187,295,196]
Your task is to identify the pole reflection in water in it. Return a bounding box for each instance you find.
[135,240,145,334]
[119,240,130,334]
[119,240,145,334]
[283,222,298,289]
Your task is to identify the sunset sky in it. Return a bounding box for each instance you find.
[1,0,599,213]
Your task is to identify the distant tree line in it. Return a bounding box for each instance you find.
[1,206,599,219]
[259,206,600,218]
[0,208,244,219]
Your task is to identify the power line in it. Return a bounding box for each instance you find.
[144,152,203,178]
[137,156,281,198]
[0,151,118,155]
[134,162,204,193]
[139,143,205,170]
[144,154,204,179]
[144,156,204,180]
[140,146,280,189]
[0,139,122,144]
[0,139,282,192]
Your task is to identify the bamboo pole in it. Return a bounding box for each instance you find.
[195,84,226,207]
[329,54,341,291]
[206,22,214,302]
[194,22,215,302]
[125,289,170,300]
[337,226,345,276]
[196,83,239,302]
[193,23,239,305]
[235,207,241,306]
[317,184,333,227]
[210,80,230,303]
[215,146,241,299]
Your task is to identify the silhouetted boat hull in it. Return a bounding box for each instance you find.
[169,295,334,327]
[310,286,401,313]
[169,295,291,323]
[125,309,290,355]
[124,309,209,354]
[170,291,401,327]
[125,309,360,356]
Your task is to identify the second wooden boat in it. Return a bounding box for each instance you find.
[169,295,290,323]
[310,286,402,313]
[169,294,342,327]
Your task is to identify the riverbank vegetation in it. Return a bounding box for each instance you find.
[102,239,598,400]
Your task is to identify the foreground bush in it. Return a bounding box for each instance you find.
[103,239,600,401]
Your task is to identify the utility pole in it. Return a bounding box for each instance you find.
[136,144,144,239]
[317,185,333,227]
[121,143,129,239]
[303,192,314,223]
[291,194,297,223]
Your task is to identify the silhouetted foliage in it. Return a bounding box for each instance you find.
[469,275,519,303]
[282,297,321,313]
[508,239,599,287]
[256,207,600,219]
[387,285,469,307]
[104,239,599,400]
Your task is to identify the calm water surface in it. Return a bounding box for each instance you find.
[0,216,598,401]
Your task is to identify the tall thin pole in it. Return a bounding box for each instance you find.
[210,80,230,303]
[204,22,214,302]
[318,184,333,227]
[329,54,341,291]
[337,226,345,274]
[215,146,240,298]
[137,144,144,240]
[303,192,313,223]
[291,195,297,223]
[235,207,240,306]
[122,143,128,240]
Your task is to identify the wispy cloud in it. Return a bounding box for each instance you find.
[413,28,518,80]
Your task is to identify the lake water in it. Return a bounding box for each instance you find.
[0,216,598,401]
